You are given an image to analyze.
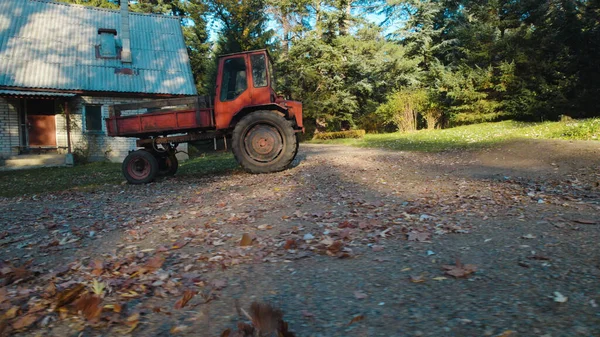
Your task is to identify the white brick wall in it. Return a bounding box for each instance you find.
[1,95,188,162]
[56,96,188,162]
[0,98,20,158]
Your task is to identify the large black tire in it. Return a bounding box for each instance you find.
[232,111,298,173]
[157,152,178,176]
[122,150,159,184]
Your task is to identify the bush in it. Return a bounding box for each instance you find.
[556,119,600,140]
[313,130,366,140]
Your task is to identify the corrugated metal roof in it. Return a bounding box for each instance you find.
[0,89,76,97]
[0,0,196,95]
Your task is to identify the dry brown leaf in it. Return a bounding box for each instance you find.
[240,233,253,247]
[496,330,517,337]
[11,313,38,330]
[283,239,297,250]
[220,328,232,337]
[90,260,104,277]
[74,293,103,320]
[124,312,140,332]
[442,258,477,278]
[0,287,6,303]
[43,283,57,299]
[249,302,282,334]
[407,231,431,242]
[348,314,365,325]
[372,245,385,252]
[171,239,189,250]
[142,255,165,273]
[174,290,197,309]
[327,241,344,255]
[3,306,18,319]
[573,219,597,225]
[55,284,85,309]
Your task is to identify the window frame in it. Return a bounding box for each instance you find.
[219,56,249,102]
[84,105,104,134]
[250,53,268,88]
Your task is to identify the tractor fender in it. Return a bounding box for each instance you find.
[229,104,289,128]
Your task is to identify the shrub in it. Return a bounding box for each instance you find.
[313,130,366,140]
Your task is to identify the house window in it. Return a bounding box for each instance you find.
[85,105,103,132]
[98,29,118,58]
[220,57,247,101]
[250,54,268,88]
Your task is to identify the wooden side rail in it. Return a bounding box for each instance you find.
[109,96,212,117]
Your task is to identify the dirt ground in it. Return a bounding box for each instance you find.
[1,140,599,337]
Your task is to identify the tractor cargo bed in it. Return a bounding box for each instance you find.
[106,96,214,137]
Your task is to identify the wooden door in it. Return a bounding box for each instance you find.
[27,115,57,146]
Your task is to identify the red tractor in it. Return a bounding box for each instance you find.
[106,50,303,184]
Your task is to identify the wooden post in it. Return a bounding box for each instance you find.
[65,101,72,154]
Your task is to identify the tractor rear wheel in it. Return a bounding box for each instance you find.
[232,111,298,173]
[122,150,159,184]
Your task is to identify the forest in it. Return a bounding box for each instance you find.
[60,0,600,133]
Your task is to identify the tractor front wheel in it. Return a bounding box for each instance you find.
[232,111,298,173]
[122,150,159,184]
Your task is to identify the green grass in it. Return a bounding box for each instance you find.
[0,152,238,198]
[309,119,600,152]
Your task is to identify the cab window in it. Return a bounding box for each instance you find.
[220,57,247,101]
[251,54,268,88]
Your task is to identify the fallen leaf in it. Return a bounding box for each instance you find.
[124,313,140,333]
[442,258,477,278]
[211,279,227,290]
[3,306,18,319]
[55,284,86,309]
[11,314,38,330]
[171,325,189,333]
[283,239,297,250]
[495,331,517,337]
[90,260,104,276]
[74,293,103,320]
[407,231,430,242]
[432,277,447,281]
[348,314,365,325]
[174,290,197,309]
[171,239,189,250]
[553,292,568,303]
[529,254,551,261]
[372,245,385,252]
[240,233,253,247]
[410,275,425,283]
[257,224,272,230]
[573,219,597,225]
[0,287,6,303]
[249,302,283,334]
[142,255,165,273]
[521,234,536,239]
[353,291,368,299]
[220,328,232,337]
[327,241,344,255]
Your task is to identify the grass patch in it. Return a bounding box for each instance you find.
[309,119,600,152]
[0,152,239,198]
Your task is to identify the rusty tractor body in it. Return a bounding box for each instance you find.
[105,49,303,184]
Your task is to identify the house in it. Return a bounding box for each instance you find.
[0,0,196,167]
